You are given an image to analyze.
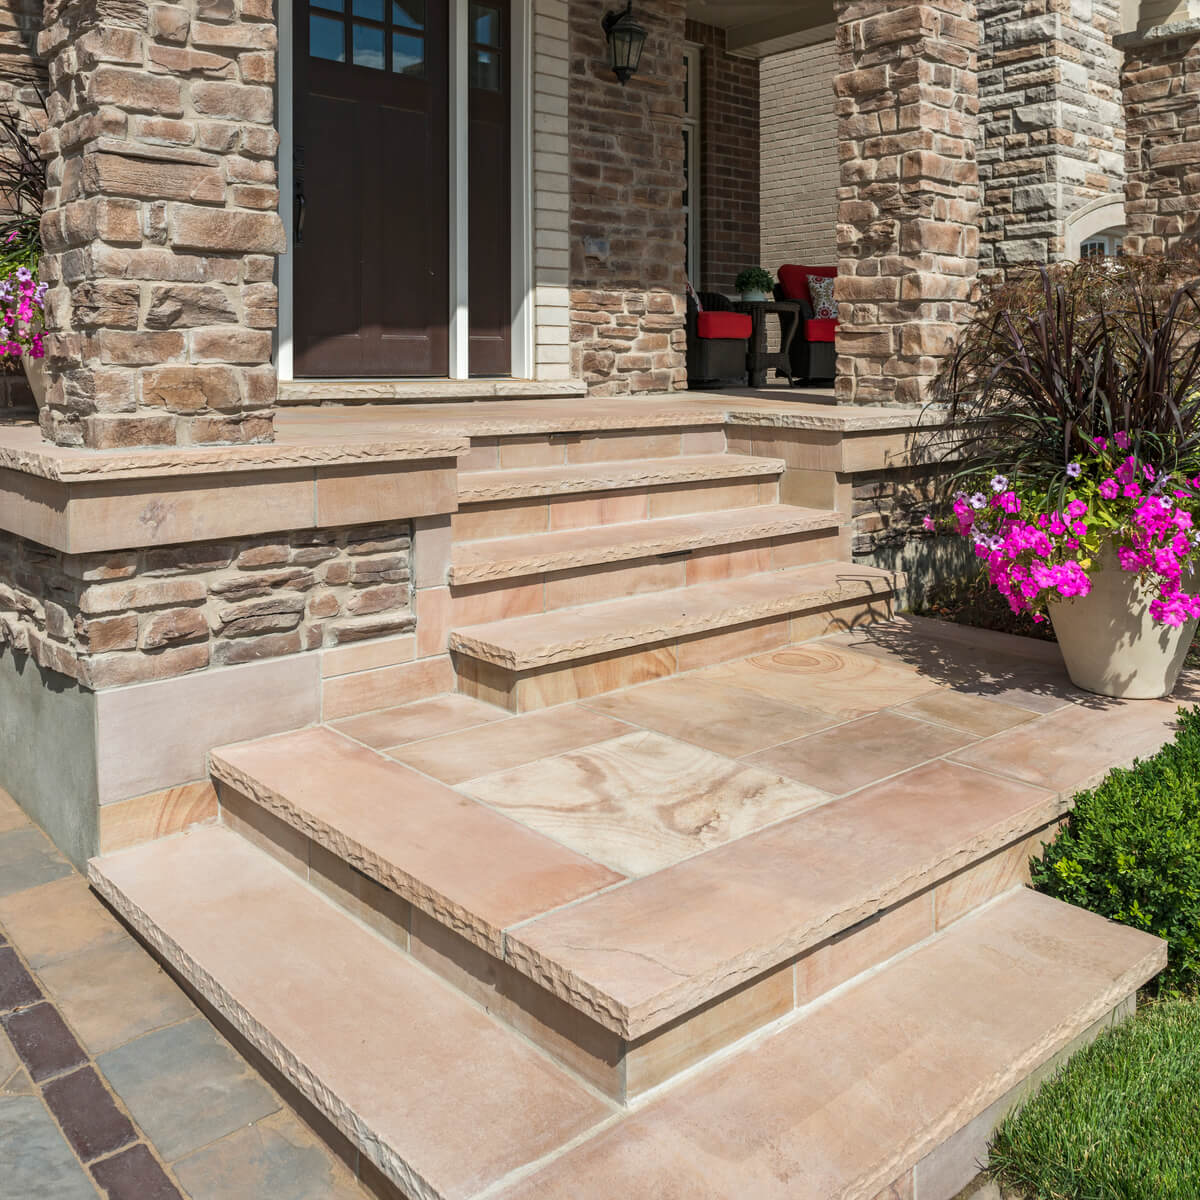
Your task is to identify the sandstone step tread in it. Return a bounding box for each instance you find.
[497,889,1165,1199]
[89,827,614,1200]
[209,726,623,955]
[449,504,840,584]
[449,560,898,669]
[457,453,785,503]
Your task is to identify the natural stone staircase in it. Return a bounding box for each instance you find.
[85,402,1171,1199]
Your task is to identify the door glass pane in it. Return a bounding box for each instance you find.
[310,14,346,61]
[352,22,386,68]
[312,0,345,11]
[352,0,384,16]
[471,4,501,46]
[393,31,425,75]
[470,48,500,90]
[393,0,424,29]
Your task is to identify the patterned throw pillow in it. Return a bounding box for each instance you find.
[807,275,838,320]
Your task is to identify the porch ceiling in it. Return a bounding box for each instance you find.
[686,0,834,57]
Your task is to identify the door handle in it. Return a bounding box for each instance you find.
[295,190,306,246]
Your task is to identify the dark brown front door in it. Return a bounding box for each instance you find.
[468,0,511,376]
[294,0,449,377]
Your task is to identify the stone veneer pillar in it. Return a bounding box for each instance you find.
[833,0,980,405]
[36,0,283,449]
[1119,21,1200,254]
[976,0,1124,273]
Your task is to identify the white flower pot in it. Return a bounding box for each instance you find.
[740,290,767,303]
[21,353,47,410]
[1049,544,1197,699]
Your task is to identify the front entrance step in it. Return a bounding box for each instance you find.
[89,827,614,1200]
[449,505,841,585]
[450,561,899,710]
[456,453,785,505]
[207,722,1071,1100]
[89,830,1165,1200]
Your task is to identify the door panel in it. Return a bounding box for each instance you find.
[467,0,511,377]
[295,0,450,378]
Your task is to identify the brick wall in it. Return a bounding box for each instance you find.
[37,0,284,449]
[760,39,839,274]
[976,0,1125,272]
[0,524,413,690]
[685,20,759,294]
[569,0,687,395]
[1121,27,1200,253]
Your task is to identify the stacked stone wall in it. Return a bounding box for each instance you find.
[1121,28,1200,253]
[834,0,981,406]
[36,0,283,449]
[684,19,759,294]
[0,524,413,690]
[976,0,1125,273]
[569,0,687,395]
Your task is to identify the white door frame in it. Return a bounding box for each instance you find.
[275,0,534,382]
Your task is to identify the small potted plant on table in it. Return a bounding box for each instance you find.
[927,257,1200,699]
[735,267,775,304]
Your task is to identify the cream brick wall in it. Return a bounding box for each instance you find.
[760,39,839,275]
[532,0,573,381]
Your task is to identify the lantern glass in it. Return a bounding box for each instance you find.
[603,6,646,84]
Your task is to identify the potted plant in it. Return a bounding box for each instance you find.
[926,257,1200,699]
[0,103,47,408]
[735,267,774,304]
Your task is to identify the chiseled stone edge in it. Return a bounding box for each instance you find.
[448,508,843,585]
[723,404,948,432]
[457,455,787,502]
[277,378,589,402]
[0,436,470,483]
[504,797,1075,1038]
[87,859,444,1200]
[1115,18,1200,49]
[449,572,900,670]
[207,752,508,957]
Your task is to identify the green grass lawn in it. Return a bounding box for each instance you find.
[988,997,1200,1200]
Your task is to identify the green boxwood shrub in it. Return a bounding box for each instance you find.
[1031,706,1200,993]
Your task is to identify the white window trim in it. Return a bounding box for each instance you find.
[275,0,534,382]
[683,42,701,289]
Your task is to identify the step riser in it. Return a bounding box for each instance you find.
[215,776,1061,1104]
[455,594,894,713]
[445,533,847,626]
[461,426,727,473]
[452,477,778,542]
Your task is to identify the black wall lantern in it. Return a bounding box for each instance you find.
[601,2,647,85]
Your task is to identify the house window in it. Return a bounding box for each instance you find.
[683,44,700,288]
[1080,229,1126,260]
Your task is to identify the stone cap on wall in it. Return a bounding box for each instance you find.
[1115,17,1200,49]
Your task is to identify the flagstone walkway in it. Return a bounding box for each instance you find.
[0,790,380,1200]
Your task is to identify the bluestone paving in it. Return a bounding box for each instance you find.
[0,1094,98,1200]
[0,828,73,898]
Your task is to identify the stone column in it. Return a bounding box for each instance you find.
[833,0,980,406]
[976,0,1124,273]
[36,0,283,449]
[1119,21,1200,254]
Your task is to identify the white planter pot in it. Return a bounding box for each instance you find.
[740,290,767,303]
[1049,544,1197,699]
[21,353,47,410]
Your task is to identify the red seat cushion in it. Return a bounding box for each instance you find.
[804,318,838,342]
[778,264,837,305]
[696,311,752,340]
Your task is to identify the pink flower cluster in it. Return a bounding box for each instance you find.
[0,261,46,361]
[941,453,1200,627]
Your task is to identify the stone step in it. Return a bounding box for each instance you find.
[89,831,1165,1200]
[450,561,900,710]
[88,826,614,1200]
[456,453,785,504]
[496,890,1165,1200]
[449,505,841,585]
[204,720,1076,1101]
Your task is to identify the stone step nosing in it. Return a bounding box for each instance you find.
[448,507,843,585]
[456,454,787,503]
[449,569,898,671]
